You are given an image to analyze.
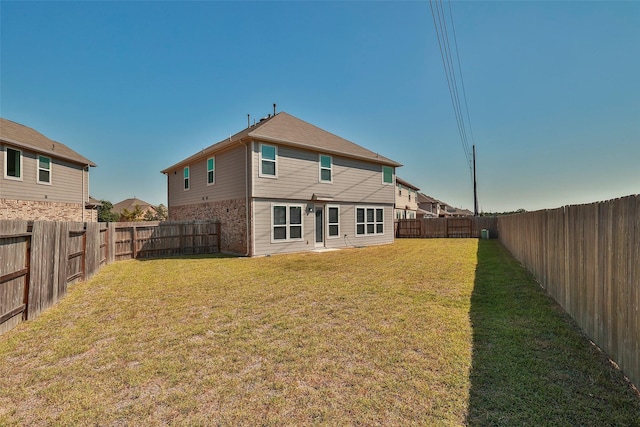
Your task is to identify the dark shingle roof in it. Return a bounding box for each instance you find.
[162,112,401,173]
[0,118,96,167]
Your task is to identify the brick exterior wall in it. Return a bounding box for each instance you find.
[169,199,248,255]
[0,199,97,222]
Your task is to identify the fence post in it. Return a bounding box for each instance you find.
[81,226,87,282]
[181,223,186,255]
[217,221,222,252]
[132,225,138,259]
[22,235,31,321]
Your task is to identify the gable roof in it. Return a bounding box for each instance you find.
[396,177,420,191]
[162,112,401,173]
[417,192,439,204]
[111,197,157,215]
[0,118,96,167]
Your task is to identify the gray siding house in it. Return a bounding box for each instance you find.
[395,177,420,220]
[0,118,97,222]
[162,112,401,256]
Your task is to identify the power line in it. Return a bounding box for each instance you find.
[429,0,475,172]
[447,0,477,159]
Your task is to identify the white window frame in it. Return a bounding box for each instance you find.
[4,146,23,181]
[259,143,278,178]
[319,154,333,183]
[382,165,393,185]
[271,203,304,243]
[184,166,190,190]
[355,206,385,236]
[327,205,340,239]
[37,155,52,185]
[207,157,215,185]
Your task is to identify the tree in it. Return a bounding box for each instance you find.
[121,205,143,222]
[143,209,156,221]
[97,200,120,222]
[155,204,168,221]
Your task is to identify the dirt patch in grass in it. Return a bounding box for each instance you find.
[0,239,638,426]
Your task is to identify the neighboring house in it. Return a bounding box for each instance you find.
[112,197,158,221]
[417,192,472,218]
[0,118,97,222]
[417,192,441,217]
[395,177,420,220]
[447,207,474,217]
[161,111,402,256]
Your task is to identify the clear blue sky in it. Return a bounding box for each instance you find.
[2,1,638,212]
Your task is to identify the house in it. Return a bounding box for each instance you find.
[417,192,441,217]
[112,197,158,221]
[395,177,420,220]
[447,207,473,217]
[417,192,473,218]
[161,112,402,256]
[0,118,97,222]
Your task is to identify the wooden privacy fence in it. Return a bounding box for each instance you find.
[108,221,221,262]
[396,216,498,238]
[497,195,639,390]
[0,221,31,335]
[1,221,108,335]
[0,220,220,335]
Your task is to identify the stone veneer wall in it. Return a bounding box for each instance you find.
[169,198,248,255]
[0,199,97,222]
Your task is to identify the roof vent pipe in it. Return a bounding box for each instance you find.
[273,103,276,116]
[247,114,250,128]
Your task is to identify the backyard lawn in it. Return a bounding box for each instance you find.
[0,239,638,426]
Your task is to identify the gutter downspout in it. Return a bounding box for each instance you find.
[82,165,87,222]
[244,140,251,256]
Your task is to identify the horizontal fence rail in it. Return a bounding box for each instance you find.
[395,217,498,239]
[0,220,220,335]
[497,195,639,390]
[109,221,221,262]
[0,225,31,335]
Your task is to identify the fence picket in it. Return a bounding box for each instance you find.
[0,220,221,336]
[497,195,639,391]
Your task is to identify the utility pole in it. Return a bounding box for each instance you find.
[473,145,479,217]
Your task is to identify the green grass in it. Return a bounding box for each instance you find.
[468,240,640,426]
[0,239,638,426]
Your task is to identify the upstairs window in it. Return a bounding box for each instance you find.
[207,157,215,185]
[260,144,277,177]
[38,155,51,184]
[184,166,190,190]
[5,147,22,180]
[319,154,332,183]
[382,166,393,184]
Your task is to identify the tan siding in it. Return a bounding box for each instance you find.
[349,205,395,246]
[252,143,395,204]
[167,145,247,207]
[395,184,419,212]
[252,199,394,256]
[1,145,86,204]
[252,199,315,256]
